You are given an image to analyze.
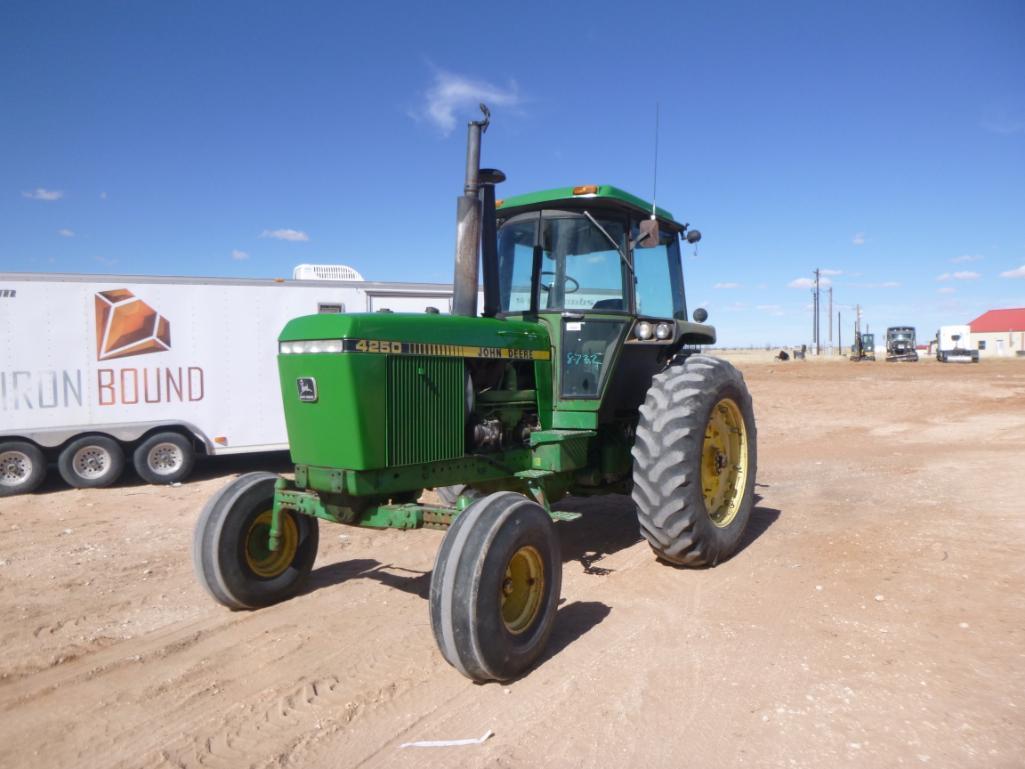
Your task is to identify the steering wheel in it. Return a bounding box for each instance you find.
[539,271,580,294]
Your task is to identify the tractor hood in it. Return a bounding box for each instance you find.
[277,313,551,472]
[279,312,550,356]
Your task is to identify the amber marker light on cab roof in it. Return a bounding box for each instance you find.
[572,185,599,195]
[495,199,504,207]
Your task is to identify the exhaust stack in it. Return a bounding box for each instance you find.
[452,104,490,317]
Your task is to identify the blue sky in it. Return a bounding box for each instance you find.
[2,0,1023,346]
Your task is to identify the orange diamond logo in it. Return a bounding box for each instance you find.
[95,289,171,360]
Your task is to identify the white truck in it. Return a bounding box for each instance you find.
[935,324,979,363]
[0,266,459,496]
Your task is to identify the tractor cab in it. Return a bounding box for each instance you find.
[485,185,713,422]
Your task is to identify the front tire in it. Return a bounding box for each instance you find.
[133,431,195,484]
[429,491,562,682]
[58,436,125,489]
[632,355,758,566]
[193,472,319,609]
[0,441,47,497]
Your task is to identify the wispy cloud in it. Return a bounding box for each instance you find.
[850,280,902,289]
[57,228,75,237]
[1000,264,1025,279]
[713,282,741,289]
[981,117,1025,135]
[949,254,983,264]
[261,228,309,242]
[936,271,981,281]
[94,255,116,267]
[788,276,831,289]
[756,304,785,316]
[231,249,250,261]
[852,232,866,246]
[22,187,63,201]
[416,69,521,135]
[938,286,956,294]
[820,268,844,276]
[99,191,107,200]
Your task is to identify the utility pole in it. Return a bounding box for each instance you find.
[838,311,842,353]
[828,286,833,355]
[813,268,821,356]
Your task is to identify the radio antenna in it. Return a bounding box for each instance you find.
[650,102,660,219]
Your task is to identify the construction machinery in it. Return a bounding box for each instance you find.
[193,106,758,682]
[850,331,876,361]
[885,326,918,362]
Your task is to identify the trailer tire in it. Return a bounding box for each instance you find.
[133,432,195,484]
[57,436,125,489]
[632,355,757,566]
[429,491,561,682]
[193,472,319,609]
[0,441,47,497]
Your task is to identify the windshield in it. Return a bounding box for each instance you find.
[497,212,628,313]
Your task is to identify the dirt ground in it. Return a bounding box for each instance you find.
[1,356,1023,769]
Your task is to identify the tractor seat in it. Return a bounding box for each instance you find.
[592,298,623,311]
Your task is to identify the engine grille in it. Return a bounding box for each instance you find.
[387,356,465,466]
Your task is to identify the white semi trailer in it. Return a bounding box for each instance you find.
[0,267,459,496]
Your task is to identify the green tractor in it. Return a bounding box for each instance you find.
[194,107,758,682]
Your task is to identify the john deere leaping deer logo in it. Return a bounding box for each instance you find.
[95,289,171,361]
[296,377,317,403]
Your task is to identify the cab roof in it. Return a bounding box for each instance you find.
[496,184,681,228]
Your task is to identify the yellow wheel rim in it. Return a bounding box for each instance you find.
[500,545,545,634]
[244,510,299,578]
[701,398,749,528]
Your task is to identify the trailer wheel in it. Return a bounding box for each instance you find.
[429,491,561,682]
[133,432,195,484]
[57,436,125,489]
[0,441,47,497]
[632,355,758,566]
[193,472,319,609]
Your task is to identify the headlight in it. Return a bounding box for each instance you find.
[635,321,653,340]
[279,339,343,354]
[655,322,673,340]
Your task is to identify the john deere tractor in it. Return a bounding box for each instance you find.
[194,107,757,682]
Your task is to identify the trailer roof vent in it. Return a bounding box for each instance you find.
[293,264,365,281]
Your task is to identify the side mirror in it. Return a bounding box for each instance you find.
[685,229,701,244]
[693,307,708,322]
[634,219,660,248]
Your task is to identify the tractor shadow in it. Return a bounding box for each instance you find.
[734,496,781,559]
[303,491,781,597]
[302,558,433,600]
[552,494,643,576]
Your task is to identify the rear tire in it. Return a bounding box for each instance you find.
[58,436,125,489]
[429,491,561,682]
[632,355,758,566]
[193,472,319,609]
[133,431,195,484]
[0,441,47,497]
